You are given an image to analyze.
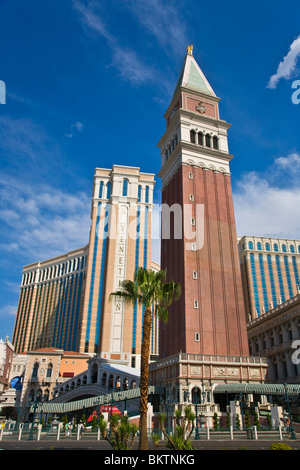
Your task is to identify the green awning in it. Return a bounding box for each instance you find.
[214,383,300,395]
[30,385,164,414]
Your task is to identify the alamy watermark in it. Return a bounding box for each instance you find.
[0,80,6,104]
[94,203,205,251]
[292,340,300,365]
[291,80,300,104]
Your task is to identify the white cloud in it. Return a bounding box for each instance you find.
[65,121,83,138]
[72,0,157,85]
[0,304,18,318]
[0,116,53,162]
[74,0,153,86]
[127,0,188,56]
[267,35,300,89]
[233,154,300,239]
[0,174,90,262]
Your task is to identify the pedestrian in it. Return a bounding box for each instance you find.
[79,421,84,438]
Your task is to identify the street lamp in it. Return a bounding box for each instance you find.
[28,400,38,441]
[193,387,200,440]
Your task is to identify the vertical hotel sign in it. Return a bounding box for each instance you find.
[111,204,128,353]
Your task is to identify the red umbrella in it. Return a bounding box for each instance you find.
[87,406,121,422]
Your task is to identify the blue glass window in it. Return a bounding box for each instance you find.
[99,181,104,198]
[290,245,295,253]
[248,241,253,249]
[282,244,287,253]
[250,253,260,315]
[258,254,269,312]
[284,256,293,299]
[274,243,278,252]
[267,255,277,307]
[138,185,142,202]
[145,186,149,203]
[257,242,262,251]
[265,243,270,251]
[122,179,128,196]
[275,255,285,302]
[292,256,300,288]
[106,182,111,200]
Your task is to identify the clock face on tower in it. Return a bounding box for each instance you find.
[196,101,206,114]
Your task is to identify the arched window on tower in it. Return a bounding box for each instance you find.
[99,181,104,198]
[205,134,211,147]
[213,136,219,150]
[198,132,203,145]
[106,181,111,199]
[138,185,142,202]
[145,186,149,203]
[122,179,129,196]
[190,130,196,144]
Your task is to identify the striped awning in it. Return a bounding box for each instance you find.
[30,385,164,414]
[214,383,300,395]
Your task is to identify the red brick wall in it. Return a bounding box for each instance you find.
[160,164,249,358]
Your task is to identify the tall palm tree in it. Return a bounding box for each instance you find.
[110,267,181,450]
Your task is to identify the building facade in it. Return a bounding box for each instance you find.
[12,246,88,354]
[78,165,155,369]
[0,336,14,393]
[247,293,300,384]
[20,348,90,414]
[238,236,300,321]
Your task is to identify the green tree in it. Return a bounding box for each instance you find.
[213,412,219,430]
[244,410,250,428]
[91,415,98,431]
[152,406,195,450]
[110,267,181,450]
[62,414,68,429]
[253,411,260,430]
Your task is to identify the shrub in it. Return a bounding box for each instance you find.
[213,412,219,431]
[99,414,138,450]
[152,406,195,450]
[269,442,293,450]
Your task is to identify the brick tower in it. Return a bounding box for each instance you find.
[157,46,249,359]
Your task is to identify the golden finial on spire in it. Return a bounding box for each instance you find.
[187,45,193,55]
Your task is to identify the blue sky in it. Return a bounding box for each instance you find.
[1,0,300,340]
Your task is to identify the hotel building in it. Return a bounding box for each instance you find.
[238,236,300,320]
[12,246,88,354]
[78,165,155,369]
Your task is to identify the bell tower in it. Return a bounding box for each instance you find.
[157,46,250,359]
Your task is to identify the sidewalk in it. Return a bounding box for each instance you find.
[0,438,299,451]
